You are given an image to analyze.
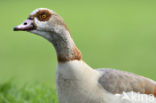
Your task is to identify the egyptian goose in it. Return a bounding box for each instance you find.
[14,8,156,103]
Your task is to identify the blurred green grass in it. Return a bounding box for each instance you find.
[0,0,156,87]
[0,81,58,103]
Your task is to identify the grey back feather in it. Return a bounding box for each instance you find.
[97,68,156,95]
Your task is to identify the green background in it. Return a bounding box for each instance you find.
[0,0,156,88]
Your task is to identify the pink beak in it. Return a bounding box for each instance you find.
[13,19,35,31]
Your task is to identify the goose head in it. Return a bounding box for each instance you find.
[14,8,81,62]
[14,8,70,41]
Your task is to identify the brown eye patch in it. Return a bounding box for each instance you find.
[35,10,52,21]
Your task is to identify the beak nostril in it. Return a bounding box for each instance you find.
[24,22,27,25]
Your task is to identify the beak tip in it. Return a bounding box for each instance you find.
[13,27,18,31]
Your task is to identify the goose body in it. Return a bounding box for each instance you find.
[14,8,156,103]
[57,60,156,103]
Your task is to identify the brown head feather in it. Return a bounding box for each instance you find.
[32,10,52,21]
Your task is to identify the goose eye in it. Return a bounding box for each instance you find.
[36,10,51,21]
[41,14,47,19]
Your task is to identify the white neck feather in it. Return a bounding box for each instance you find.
[31,25,81,62]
